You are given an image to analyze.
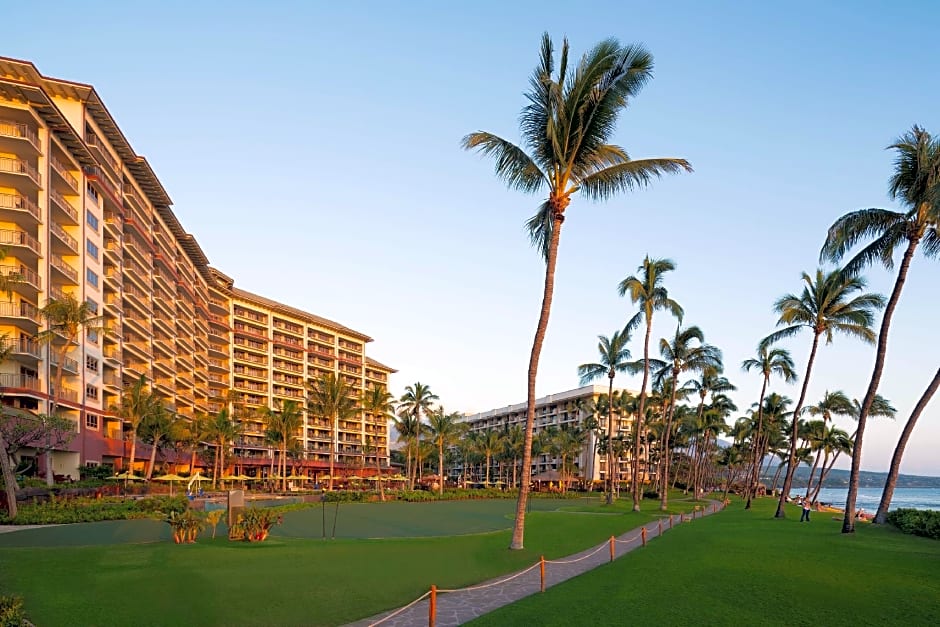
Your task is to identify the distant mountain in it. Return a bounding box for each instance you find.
[763,467,940,489]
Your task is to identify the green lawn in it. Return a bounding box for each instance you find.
[468,497,940,626]
[0,495,697,626]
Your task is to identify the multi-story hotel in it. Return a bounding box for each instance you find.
[458,385,645,485]
[0,57,394,479]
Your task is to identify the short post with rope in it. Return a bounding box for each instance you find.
[609,535,615,562]
[669,514,673,529]
[429,585,436,627]
[658,519,663,536]
[680,512,685,523]
[641,527,647,547]
[540,556,545,593]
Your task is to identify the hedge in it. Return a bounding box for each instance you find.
[886,508,940,540]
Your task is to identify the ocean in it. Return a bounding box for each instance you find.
[814,487,940,512]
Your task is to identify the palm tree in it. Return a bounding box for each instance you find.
[741,344,797,508]
[764,268,885,518]
[180,412,210,475]
[873,368,940,524]
[476,429,502,485]
[618,257,683,511]
[687,368,735,497]
[393,410,421,490]
[809,424,854,504]
[821,127,939,533]
[502,424,525,489]
[427,406,462,496]
[362,386,396,501]
[112,375,158,480]
[552,424,587,494]
[577,327,636,504]
[0,335,21,519]
[35,294,106,485]
[138,402,176,480]
[464,35,690,549]
[270,401,304,491]
[206,407,241,488]
[398,382,438,488]
[308,373,359,491]
[654,325,721,509]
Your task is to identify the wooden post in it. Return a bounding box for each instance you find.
[669,514,673,529]
[429,584,436,627]
[641,527,647,547]
[609,535,615,562]
[540,556,545,592]
[680,513,684,523]
[658,519,663,536]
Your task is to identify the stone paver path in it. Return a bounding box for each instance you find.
[348,501,723,627]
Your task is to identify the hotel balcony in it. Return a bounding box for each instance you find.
[50,254,79,285]
[50,385,79,404]
[233,307,267,324]
[124,237,150,268]
[272,347,303,362]
[103,210,122,237]
[123,360,148,380]
[84,132,119,175]
[0,300,39,330]
[0,264,41,298]
[102,343,122,365]
[0,156,41,191]
[84,165,123,209]
[49,156,79,195]
[103,237,121,263]
[103,264,123,289]
[102,369,122,391]
[273,359,303,374]
[49,221,79,255]
[122,335,152,361]
[0,229,41,263]
[273,319,304,336]
[208,357,228,373]
[9,337,41,363]
[0,372,41,397]
[0,119,41,156]
[50,353,80,375]
[152,356,174,377]
[50,190,79,224]
[154,377,174,396]
[0,192,40,224]
[122,312,151,336]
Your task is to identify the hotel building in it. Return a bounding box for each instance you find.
[457,384,646,485]
[0,57,394,479]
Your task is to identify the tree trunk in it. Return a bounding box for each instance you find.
[811,450,836,504]
[0,432,18,520]
[660,369,680,510]
[844,235,919,533]
[376,449,385,502]
[329,415,336,491]
[776,333,820,518]
[633,316,653,512]
[803,449,822,501]
[485,453,491,485]
[45,344,69,486]
[745,376,769,509]
[438,442,444,497]
[146,435,160,480]
[510,209,564,550]
[606,373,615,505]
[281,440,288,491]
[873,365,940,524]
[405,445,412,491]
[127,428,138,482]
[770,460,784,494]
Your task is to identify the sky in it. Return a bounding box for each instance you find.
[5,1,938,474]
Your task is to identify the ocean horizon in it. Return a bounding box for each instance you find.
[813,487,940,512]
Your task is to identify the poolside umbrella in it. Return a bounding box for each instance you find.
[388,474,406,481]
[108,471,143,481]
[153,473,186,496]
[235,475,253,481]
[346,475,363,481]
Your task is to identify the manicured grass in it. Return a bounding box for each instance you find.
[0,495,697,626]
[468,497,940,626]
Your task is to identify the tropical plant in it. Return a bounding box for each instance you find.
[821,126,939,533]
[764,268,885,518]
[206,408,242,489]
[393,410,421,490]
[552,424,587,493]
[264,401,304,491]
[398,382,437,488]
[308,373,359,491]
[165,509,206,544]
[427,406,462,496]
[687,368,736,498]
[577,327,636,504]
[476,429,502,486]
[361,386,395,501]
[205,508,225,539]
[111,375,158,482]
[138,402,177,480]
[740,345,797,508]
[463,34,691,549]
[229,507,282,542]
[618,256,683,511]
[34,294,106,485]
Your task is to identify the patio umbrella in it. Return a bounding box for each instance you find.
[108,471,143,481]
[153,473,186,496]
[388,474,406,481]
[345,475,363,481]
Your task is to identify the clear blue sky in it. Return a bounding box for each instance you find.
[6,1,938,474]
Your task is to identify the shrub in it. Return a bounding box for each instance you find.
[80,465,114,482]
[886,508,940,540]
[0,494,190,525]
[229,507,282,542]
[0,594,28,627]
[165,509,206,544]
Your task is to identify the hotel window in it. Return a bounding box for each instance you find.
[86,268,98,288]
[87,210,99,232]
[85,413,99,429]
[86,183,99,205]
[87,239,99,260]
[85,384,99,400]
[85,356,99,373]
[87,329,99,344]
[86,298,98,314]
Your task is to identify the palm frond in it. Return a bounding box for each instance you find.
[461,132,546,194]
[524,200,553,261]
[577,158,692,201]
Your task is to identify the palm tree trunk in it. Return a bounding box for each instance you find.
[770,460,784,494]
[485,453,491,485]
[606,374,615,505]
[329,416,336,491]
[776,332,820,518]
[633,318,653,512]
[190,449,197,475]
[147,435,159,480]
[0,432,19,520]
[745,377,769,509]
[376,450,385,502]
[45,350,67,486]
[873,366,940,524]
[844,235,918,532]
[438,443,444,497]
[405,445,412,491]
[127,428,138,480]
[810,451,833,504]
[660,371,680,511]
[510,210,564,551]
[281,441,288,491]
[803,450,822,500]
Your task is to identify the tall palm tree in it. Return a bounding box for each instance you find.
[398,382,437,488]
[361,386,396,501]
[308,373,359,491]
[476,429,502,485]
[618,256,683,511]
[654,325,721,509]
[808,424,854,504]
[764,268,885,518]
[552,424,587,494]
[502,424,525,489]
[687,368,735,497]
[464,35,690,549]
[577,327,636,504]
[821,126,939,533]
[181,412,210,475]
[741,344,797,508]
[873,367,940,523]
[138,402,177,480]
[271,401,304,491]
[427,406,462,496]
[112,375,158,481]
[206,407,241,489]
[35,294,106,485]
[393,410,421,490]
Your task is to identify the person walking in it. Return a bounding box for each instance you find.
[800,499,812,522]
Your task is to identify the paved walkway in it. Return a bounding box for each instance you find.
[348,501,723,627]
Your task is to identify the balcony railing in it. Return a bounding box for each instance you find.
[49,221,79,253]
[0,119,40,151]
[0,265,40,290]
[0,373,41,391]
[50,354,80,373]
[50,254,78,283]
[0,157,41,186]
[103,371,122,387]
[0,192,40,221]
[12,338,41,358]
[49,156,77,192]
[103,344,121,360]
[84,133,118,171]
[50,385,79,403]
[0,229,41,256]
[84,166,122,200]
[234,308,267,323]
[50,190,79,222]
[0,301,38,322]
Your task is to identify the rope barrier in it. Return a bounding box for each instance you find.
[613,532,642,544]
[544,542,610,565]
[436,562,541,593]
[368,591,431,626]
